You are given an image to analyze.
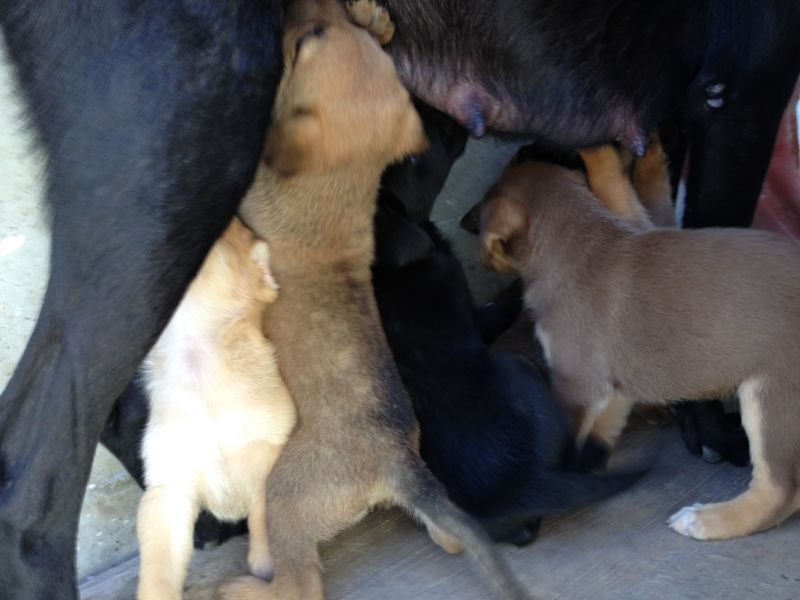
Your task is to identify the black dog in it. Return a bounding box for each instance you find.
[374,106,642,545]
[0,3,283,597]
[2,2,796,596]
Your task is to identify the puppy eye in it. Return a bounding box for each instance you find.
[295,23,326,56]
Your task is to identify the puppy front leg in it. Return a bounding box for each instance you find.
[137,486,199,600]
[550,370,613,448]
[589,393,635,449]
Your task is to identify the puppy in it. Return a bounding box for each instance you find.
[218,1,528,598]
[472,154,800,541]
[374,207,644,547]
[579,142,750,464]
[137,218,295,600]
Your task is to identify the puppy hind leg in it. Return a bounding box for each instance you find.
[579,145,653,229]
[669,378,797,540]
[216,442,359,600]
[589,393,634,450]
[246,492,273,581]
[137,486,199,600]
[632,135,676,227]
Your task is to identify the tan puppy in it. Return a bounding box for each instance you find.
[471,155,800,541]
[579,140,676,438]
[216,1,528,599]
[137,218,295,600]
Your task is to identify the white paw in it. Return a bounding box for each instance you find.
[247,552,274,581]
[668,503,709,539]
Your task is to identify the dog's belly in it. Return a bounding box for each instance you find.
[143,338,290,521]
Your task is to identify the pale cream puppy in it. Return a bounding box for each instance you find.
[137,217,295,600]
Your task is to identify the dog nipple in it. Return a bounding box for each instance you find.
[617,123,648,157]
[446,82,490,139]
[467,107,487,139]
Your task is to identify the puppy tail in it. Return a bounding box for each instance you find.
[394,457,533,600]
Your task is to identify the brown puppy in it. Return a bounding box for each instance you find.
[471,155,800,541]
[216,1,528,599]
[138,218,295,600]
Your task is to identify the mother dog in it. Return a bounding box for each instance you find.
[1,1,798,597]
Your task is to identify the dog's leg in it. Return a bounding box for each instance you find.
[669,377,797,539]
[682,72,799,228]
[246,492,274,581]
[631,136,676,227]
[215,440,356,600]
[137,486,200,600]
[0,3,282,597]
[579,145,653,229]
[589,393,635,449]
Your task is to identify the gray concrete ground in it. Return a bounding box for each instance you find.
[2,30,800,600]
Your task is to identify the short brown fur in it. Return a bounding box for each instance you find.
[472,156,800,541]
[215,1,528,598]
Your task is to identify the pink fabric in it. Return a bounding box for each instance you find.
[752,82,800,239]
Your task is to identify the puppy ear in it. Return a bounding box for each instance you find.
[459,202,481,235]
[264,111,322,177]
[479,194,526,273]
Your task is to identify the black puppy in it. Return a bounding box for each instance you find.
[373,111,642,546]
[374,215,644,545]
[2,2,795,596]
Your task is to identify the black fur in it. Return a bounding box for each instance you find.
[373,114,643,545]
[386,1,797,469]
[1,0,794,594]
[374,215,645,545]
[0,2,282,597]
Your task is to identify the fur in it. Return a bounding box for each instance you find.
[472,154,800,540]
[214,2,527,598]
[137,218,295,599]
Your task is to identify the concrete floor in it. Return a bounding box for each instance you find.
[2,30,800,600]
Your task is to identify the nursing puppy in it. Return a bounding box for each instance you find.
[472,156,800,541]
[218,1,528,598]
[579,143,750,465]
[374,207,644,547]
[138,218,295,600]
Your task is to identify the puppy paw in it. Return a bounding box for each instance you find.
[247,550,275,581]
[668,503,712,539]
[345,0,395,45]
[215,575,271,600]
